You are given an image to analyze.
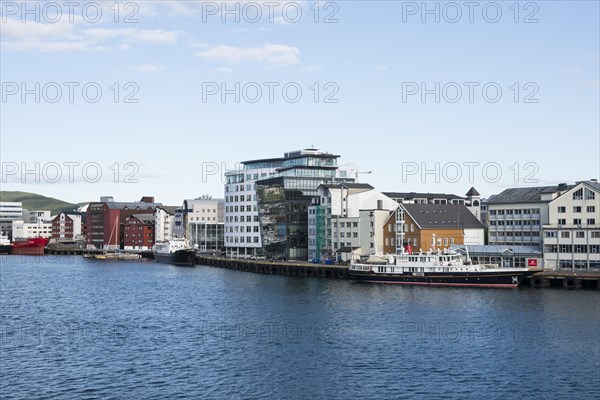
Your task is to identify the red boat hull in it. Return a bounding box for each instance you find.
[11,237,50,256]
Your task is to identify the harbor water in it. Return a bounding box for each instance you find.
[1,255,599,399]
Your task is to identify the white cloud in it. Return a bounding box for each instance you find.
[1,18,180,52]
[301,64,322,72]
[196,43,300,68]
[134,64,164,73]
[376,65,388,71]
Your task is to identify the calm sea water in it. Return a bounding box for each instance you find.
[1,255,599,400]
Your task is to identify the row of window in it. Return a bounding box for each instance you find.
[545,231,600,239]
[225,236,260,243]
[226,205,257,213]
[489,220,540,226]
[226,195,256,203]
[544,244,600,253]
[225,215,259,223]
[558,206,596,213]
[572,188,595,200]
[556,219,596,226]
[489,209,539,215]
[490,232,540,237]
[226,225,260,233]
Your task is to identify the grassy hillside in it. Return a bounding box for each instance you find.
[0,191,82,215]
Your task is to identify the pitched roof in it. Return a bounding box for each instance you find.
[104,201,162,210]
[383,192,465,201]
[128,214,155,224]
[486,185,570,205]
[402,204,483,230]
[465,187,480,196]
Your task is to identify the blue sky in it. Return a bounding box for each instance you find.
[1,0,599,206]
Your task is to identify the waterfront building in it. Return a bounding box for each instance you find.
[85,196,161,249]
[486,184,573,249]
[450,245,543,269]
[0,202,23,240]
[174,197,225,252]
[123,214,156,250]
[542,180,600,269]
[23,210,51,224]
[307,183,399,262]
[12,220,52,239]
[154,206,177,242]
[382,204,485,255]
[383,187,482,222]
[225,148,353,259]
[51,212,85,242]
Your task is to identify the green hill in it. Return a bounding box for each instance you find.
[0,191,82,215]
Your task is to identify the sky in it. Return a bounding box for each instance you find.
[1,0,599,206]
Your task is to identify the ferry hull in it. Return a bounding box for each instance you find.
[0,245,12,255]
[153,249,197,266]
[350,269,541,288]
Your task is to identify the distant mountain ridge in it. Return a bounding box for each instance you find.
[0,191,83,215]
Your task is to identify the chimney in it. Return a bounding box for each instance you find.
[591,179,598,183]
[558,183,567,190]
[140,196,155,203]
[377,200,383,210]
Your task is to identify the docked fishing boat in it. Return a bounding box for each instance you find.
[350,250,542,288]
[152,238,197,266]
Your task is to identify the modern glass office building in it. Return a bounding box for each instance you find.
[225,148,352,259]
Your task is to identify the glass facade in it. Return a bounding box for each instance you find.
[188,222,224,252]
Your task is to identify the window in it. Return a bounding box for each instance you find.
[558,219,566,225]
[576,231,585,238]
[588,219,596,225]
[573,188,583,200]
[587,206,596,213]
[558,207,566,213]
[592,232,600,238]
[585,188,595,200]
[561,232,570,238]
[573,206,582,213]
[544,231,556,238]
[573,219,582,225]
[443,238,448,246]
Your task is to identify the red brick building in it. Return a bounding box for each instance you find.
[123,214,155,250]
[51,212,85,242]
[85,196,161,249]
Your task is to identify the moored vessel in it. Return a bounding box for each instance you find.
[0,233,12,254]
[350,250,542,288]
[11,237,50,256]
[152,238,197,266]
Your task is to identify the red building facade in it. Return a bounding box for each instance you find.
[123,214,155,250]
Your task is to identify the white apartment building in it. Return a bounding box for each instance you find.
[154,206,177,242]
[308,183,399,261]
[12,220,52,239]
[486,185,568,249]
[224,160,282,256]
[0,202,23,239]
[542,181,600,269]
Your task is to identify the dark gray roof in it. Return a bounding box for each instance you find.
[402,204,483,230]
[487,185,571,205]
[158,206,178,215]
[103,201,162,210]
[129,214,155,224]
[465,187,480,196]
[383,192,465,201]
